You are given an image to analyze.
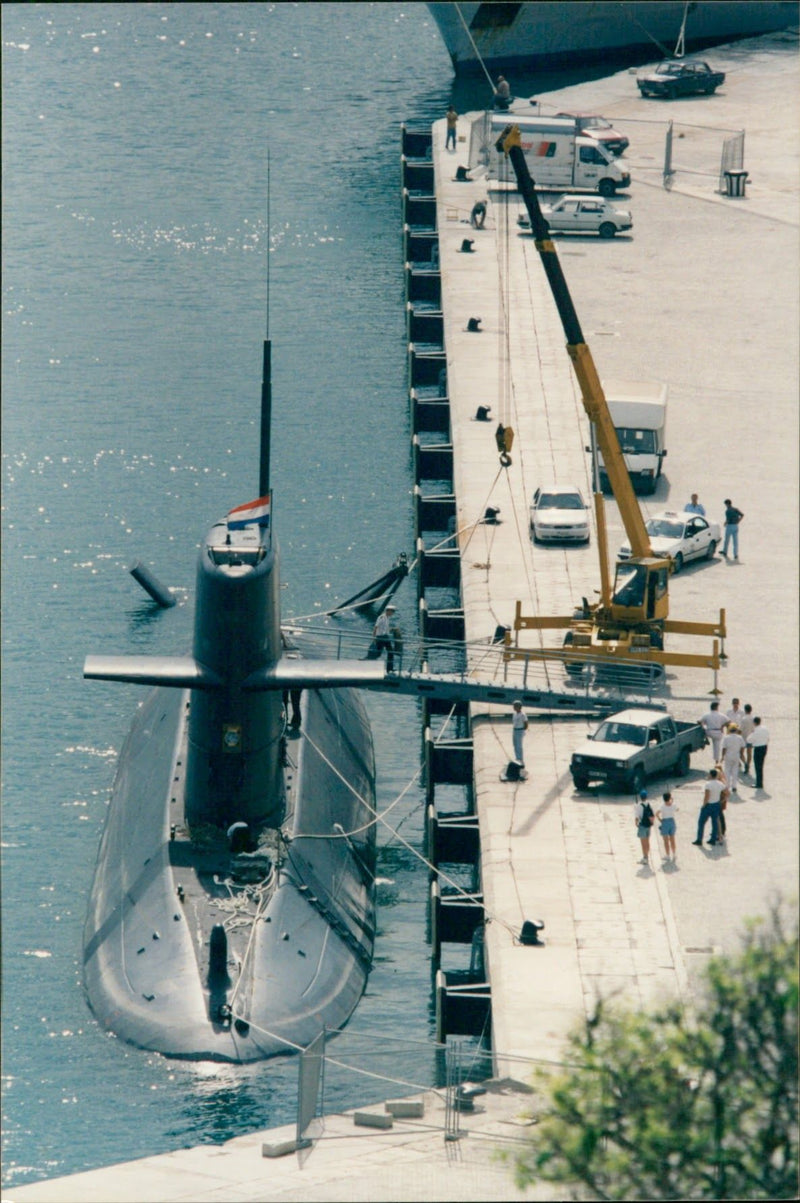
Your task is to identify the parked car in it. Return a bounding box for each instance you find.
[556,112,629,156]
[617,510,721,572]
[570,707,707,793]
[637,59,725,98]
[518,195,632,238]
[530,485,590,543]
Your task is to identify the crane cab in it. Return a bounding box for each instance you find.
[609,558,670,624]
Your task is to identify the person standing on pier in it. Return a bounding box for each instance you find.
[511,700,528,766]
[634,790,654,865]
[692,768,724,847]
[494,75,511,109]
[739,703,755,772]
[722,498,744,559]
[721,723,745,794]
[445,105,458,151]
[713,763,730,842]
[684,493,706,515]
[701,701,727,762]
[657,791,677,862]
[746,716,770,789]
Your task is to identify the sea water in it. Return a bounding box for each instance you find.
[2,3,602,1186]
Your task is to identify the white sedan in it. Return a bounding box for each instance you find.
[530,485,590,543]
[618,510,721,572]
[518,195,632,238]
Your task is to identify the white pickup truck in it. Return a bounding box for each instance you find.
[570,707,707,794]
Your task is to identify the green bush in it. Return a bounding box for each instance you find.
[512,902,798,1200]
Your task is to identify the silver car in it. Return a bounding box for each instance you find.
[530,485,590,543]
[518,194,632,238]
[618,510,721,572]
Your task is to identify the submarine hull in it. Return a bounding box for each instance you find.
[83,679,376,1061]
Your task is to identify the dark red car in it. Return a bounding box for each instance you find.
[556,111,629,156]
[637,59,725,99]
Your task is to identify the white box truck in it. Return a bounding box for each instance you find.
[596,380,668,495]
[468,112,630,195]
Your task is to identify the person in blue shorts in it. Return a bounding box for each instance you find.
[658,791,677,861]
[634,789,654,865]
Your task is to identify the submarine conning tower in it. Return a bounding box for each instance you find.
[185,509,285,831]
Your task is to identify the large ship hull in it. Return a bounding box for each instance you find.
[427,2,797,75]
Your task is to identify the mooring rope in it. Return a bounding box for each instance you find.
[452,2,497,96]
[292,724,521,943]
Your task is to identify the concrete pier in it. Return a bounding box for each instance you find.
[8,29,797,1203]
[431,30,798,1075]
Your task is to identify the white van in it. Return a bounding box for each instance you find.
[468,112,630,195]
[597,380,668,494]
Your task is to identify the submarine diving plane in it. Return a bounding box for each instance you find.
[83,345,390,1062]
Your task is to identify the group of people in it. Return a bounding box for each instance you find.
[634,697,771,866]
[700,698,769,790]
[685,492,744,559]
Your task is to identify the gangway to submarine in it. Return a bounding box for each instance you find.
[84,623,670,716]
[269,623,669,714]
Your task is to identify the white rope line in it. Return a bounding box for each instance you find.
[319,1053,448,1100]
[323,1024,445,1048]
[228,1013,305,1054]
[294,725,519,941]
[453,2,497,94]
[459,463,506,558]
[227,880,274,1011]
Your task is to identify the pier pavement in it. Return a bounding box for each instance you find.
[7,29,798,1203]
[436,26,798,1072]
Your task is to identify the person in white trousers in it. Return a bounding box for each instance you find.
[721,723,745,793]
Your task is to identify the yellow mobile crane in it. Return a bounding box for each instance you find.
[496,125,725,675]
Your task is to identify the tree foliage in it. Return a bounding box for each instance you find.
[512,901,798,1200]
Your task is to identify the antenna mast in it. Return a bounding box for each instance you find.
[259,150,272,497]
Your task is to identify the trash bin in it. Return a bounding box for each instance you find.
[723,169,749,197]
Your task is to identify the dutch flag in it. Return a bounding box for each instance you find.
[226,494,271,530]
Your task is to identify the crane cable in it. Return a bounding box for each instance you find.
[493,147,515,469]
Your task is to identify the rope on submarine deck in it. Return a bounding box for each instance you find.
[295,720,521,944]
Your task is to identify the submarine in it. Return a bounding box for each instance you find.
[82,341,387,1062]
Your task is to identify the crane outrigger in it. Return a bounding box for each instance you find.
[495,124,725,676]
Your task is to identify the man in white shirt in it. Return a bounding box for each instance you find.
[692,768,725,846]
[373,604,396,672]
[721,724,745,793]
[685,494,706,516]
[511,700,528,766]
[739,703,755,771]
[701,701,727,761]
[747,717,770,789]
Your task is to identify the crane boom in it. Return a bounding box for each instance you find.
[497,125,652,561]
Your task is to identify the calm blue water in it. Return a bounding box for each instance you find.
[2,3,606,1187]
